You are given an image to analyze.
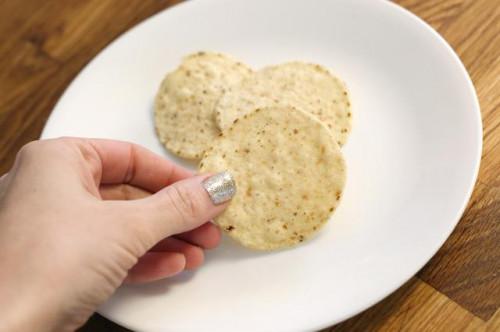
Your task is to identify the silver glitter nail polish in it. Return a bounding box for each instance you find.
[202,171,236,205]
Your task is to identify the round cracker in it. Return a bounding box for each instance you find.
[155,51,252,159]
[215,62,352,146]
[200,107,346,250]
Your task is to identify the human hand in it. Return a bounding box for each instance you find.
[0,138,234,331]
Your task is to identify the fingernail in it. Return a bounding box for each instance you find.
[202,171,236,205]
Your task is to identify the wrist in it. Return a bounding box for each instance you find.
[0,266,85,332]
[0,287,86,332]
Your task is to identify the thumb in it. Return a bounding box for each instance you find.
[124,172,235,247]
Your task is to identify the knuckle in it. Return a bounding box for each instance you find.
[15,138,81,167]
[18,138,74,158]
[55,137,87,149]
[16,141,48,164]
[17,140,42,157]
[166,185,200,225]
[57,136,77,142]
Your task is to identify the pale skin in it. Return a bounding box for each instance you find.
[0,138,229,331]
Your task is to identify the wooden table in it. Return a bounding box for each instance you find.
[0,0,498,331]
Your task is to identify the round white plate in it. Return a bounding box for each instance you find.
[42,0,482,330]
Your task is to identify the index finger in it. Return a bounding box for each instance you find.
[82,139,193,192]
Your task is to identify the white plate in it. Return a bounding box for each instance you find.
[42,0,482,330]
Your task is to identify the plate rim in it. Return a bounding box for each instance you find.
[41,0,483,330]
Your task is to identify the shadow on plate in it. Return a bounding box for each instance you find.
[120,235,290,297]
[205,233,287,262]
[122,270,196,297]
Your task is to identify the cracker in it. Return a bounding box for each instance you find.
[155,51,252,159]
[200,107,346,250]
[215,62,352,146]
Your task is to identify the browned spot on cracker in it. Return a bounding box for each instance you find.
[225,225,235,231]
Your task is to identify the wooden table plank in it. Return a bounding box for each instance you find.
[396,0,465,30]
[326,278,485,332]
[487,309,500,332]
[411,0,500,320]
[439,0,500,189]
[418,183,500,320]
[0,0,498,331]
[0,0,181,173]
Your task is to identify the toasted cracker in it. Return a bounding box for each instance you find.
[200,107,346,250]
[215,62,352,146]
[155,52,252,159]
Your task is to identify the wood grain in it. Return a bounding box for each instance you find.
[0,0,182,173]
[418,182,500,320]
[328,278,500,332]
[326,278,485,332]
[406,0,500,321]
[0,0,498,331]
